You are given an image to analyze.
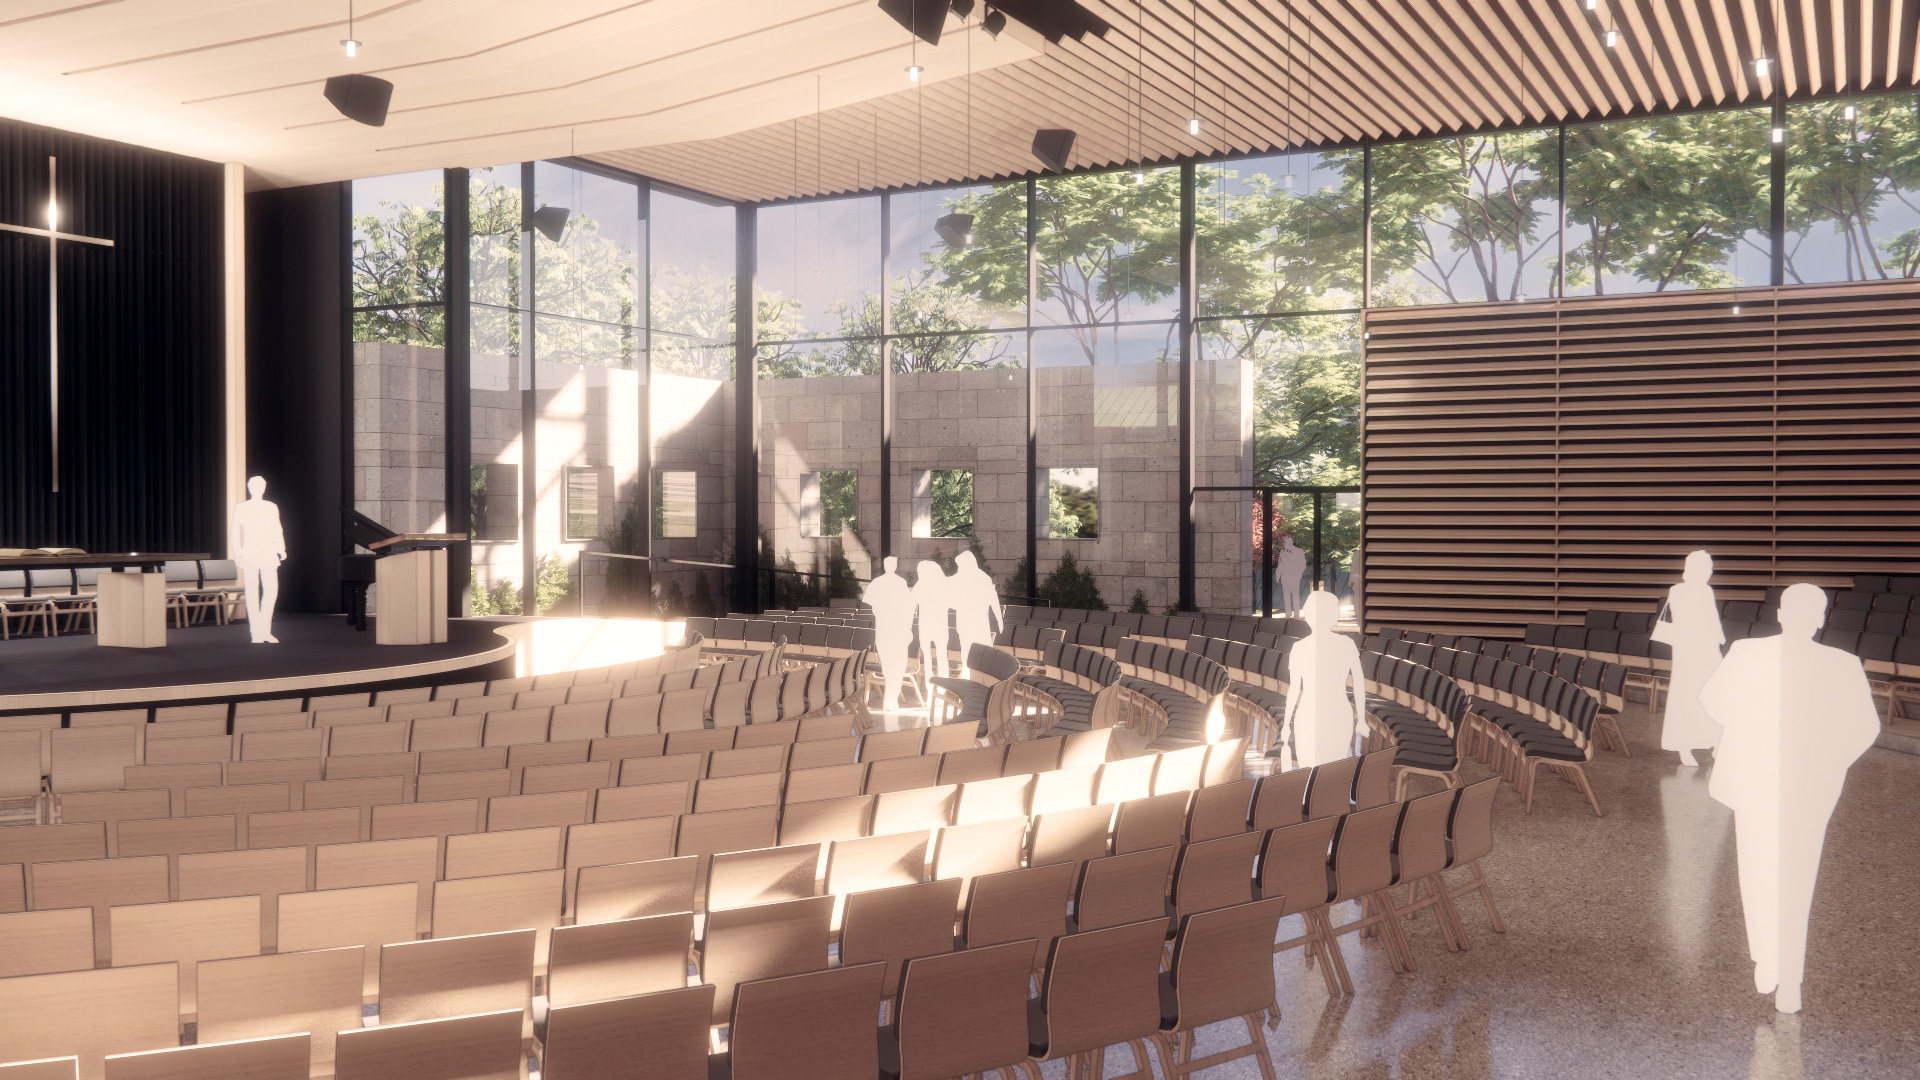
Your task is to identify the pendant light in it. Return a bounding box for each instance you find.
[1280,3,1295,190]
[1766,0,1785,144]
[937,16,975,248]
[1186,0,1202,136]
[1132,0,1145,183]
[340,0,361,56]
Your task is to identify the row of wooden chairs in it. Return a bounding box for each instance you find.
[1372,629,1633,754]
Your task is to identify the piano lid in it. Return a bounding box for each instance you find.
[342,507,397,552]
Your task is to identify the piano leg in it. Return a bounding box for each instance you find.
[343,582,371,631]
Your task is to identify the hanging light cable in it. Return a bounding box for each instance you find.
[1187,0,1202,135]
[1133,0,1145,182]
[1768,0,1786,143]
[341,0,361,56]
[1281,2,1295,189]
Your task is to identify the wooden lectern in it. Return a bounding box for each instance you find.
[370,534,462,645]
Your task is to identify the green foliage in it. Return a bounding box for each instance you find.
[1047,471,1098,538]
[1784,96,1920,281]
[1128,589,1150,615]
[818,471,859,538]
[690,572,715,617]
[534,552,574,615]
[1370,132,1558,303]
[928,470,974,538]
[602,502,648,614]
[468,568,522,616]
[1037,551,1106,611]
[1002,556,1029,601]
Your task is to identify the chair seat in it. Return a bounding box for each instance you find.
[1119,676,1209,741]
[930,678,992,732]
[1230,680,1285,714]
[1016,674,1094,732]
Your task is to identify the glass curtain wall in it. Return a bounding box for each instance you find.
[1784,91,1920,282]
[467,165,524,613]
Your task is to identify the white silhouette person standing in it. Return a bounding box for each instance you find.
[1276,533,1308,618]
[949,550,1003,680]
[1698,583,1880,1014]
[862,556,916,712]
[1280,590,1367,768]
[912,560,953,681]
[231,475,287,644]
[1653,549,1726,767]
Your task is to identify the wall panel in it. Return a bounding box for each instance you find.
[1362,282,1920,638]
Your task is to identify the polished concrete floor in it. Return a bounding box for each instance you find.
[1074,700,1920,1080]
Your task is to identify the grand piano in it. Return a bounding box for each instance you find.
[339,508,463,634]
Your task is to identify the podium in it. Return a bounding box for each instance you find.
[371,536,460,645]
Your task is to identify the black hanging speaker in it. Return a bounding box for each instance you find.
[324,74,395,127]
[877,0,948,44]
[934,212,974,248]
[1032,129,1076,173]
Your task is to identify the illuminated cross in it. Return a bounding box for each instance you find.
[0,156,114,492]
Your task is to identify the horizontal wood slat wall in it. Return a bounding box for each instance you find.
[1361,281,1920,639]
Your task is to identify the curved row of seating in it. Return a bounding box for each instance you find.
[1372,630,1632,756]
[1419,646,1604,816]
[1005,607,1312,648]
[1112,639,1264,749]
[1358,652,1470,796]
[1015,640,1164,739]
[925,645,1064,744]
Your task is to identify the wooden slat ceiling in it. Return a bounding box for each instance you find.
[1359,281,1920,640]
[589,0,1920,203]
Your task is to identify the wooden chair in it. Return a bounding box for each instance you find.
[178,848,306,951]
[417,748,505,775]
[692,773,781,814]
[302,777,406,841]
[1443,778,1506,943]
[49,727,141,795]
[1062,728,1120,769]
[244,808,358,857]
[545,911,694,1009]
[0,907,95,978]
[29,855,168,965]
[109,895,259,1017]
[922,723,979,756]
[1391,788,1467,955]
[594,781,691,822]
[1071,847,1175,934]
[1256,817,1343,996]
[55,790,170,858]
[0,824,107,887]
[240,729,325,763]
[930,818,1027,914]
[952,773,1034,825]
[863,755,940,796]
[619,753,704,788]
[882,940,1037,1080]
[720,962,884,1080]
[561,818,678,914]
[186,786,293,847]
[1031,764,1100,815]
[543,985,713,1080]
[377,928,535,1027]
[196,946,363,1077]
[935,746,1006,786]
[871,784,957,835]
[857,728,925,762]
[787,737,858,772]
[487,791,591,832]
[1304,757,1360,820]
[1200,736,1249,787]
[1151,897,1290,1080]
[574,855,700,926]
[1151,745,1209,795]
[1169,830,1263,921]
[444,826,563,880]
[431,869,563,967]
[1186,777,1256,842]
[103,1034,308,1080]
[224,761,322,805]
[707,844,820,911]
[699,894,834,1026]
[961,860,1079,978]
[706,744,787,779]
[676,807,778,906]
[837,878,962,1012]
[0,731,48,824]
[518,761,610,796]
[1028,803,1114,867]
[0,964,179,1080]
[1352,748,1397,810]
[332,1009,523,1080]
[407,716,484,754]
[1093,755,1157,805]
[0,713,60,779]
[278,883,417,998]
[315,836,439,934]
[1003,736,1065,776]
[369,798,478,844]
[1028,917,1171,1080]
[1112,791,1190,855]
[1250,769,1310,830]
[782,763,867,804]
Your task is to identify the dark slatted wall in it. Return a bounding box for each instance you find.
[1361,282,1920,639]
[0,117,224,554]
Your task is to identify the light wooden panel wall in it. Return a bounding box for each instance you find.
[1361,281,1920,639]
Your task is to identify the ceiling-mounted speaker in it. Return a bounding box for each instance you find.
[1032,128,1076,173]
[877,0,948,45]
[935,212,974,248]
[323,73,394,127]
[531,205,571,243]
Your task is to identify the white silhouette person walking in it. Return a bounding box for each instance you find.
[1653,549,1727,767]
[1280,590,1367,768]
[1276,533,1308,618]
[862,557,916,712]
[231,475,287,644]
[1698,583,1880,1014]
[949,551,1003,680]
[912,560,953,681]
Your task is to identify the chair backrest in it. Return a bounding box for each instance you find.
[823,831,930,920]
[700,893,834,1025]
[1329,803,1403,901]
[378,928,534,1027]
[726,962,884,1080]
[196,945,363,1075]
[1028,803,1114,867]
[1352,748,1396,810]
[109,896,259,1016]
[1035,916,1171,1060]
[1164,896,1291,1032]
[332,1009,523,1080]
[1112,790,1189,854]
[1186,777,1256,841]
[838,878,963,999]
[29,855,169,966]
[1448,778,1499,867]
[962,860,1078,974]
[444,826,563,880]
[1093,755,1156,804]
[1072,846,1174,933]
[1304,756,1359,819]
[1170,830,1262,920]
[707,844,821,911]
[891,940,1037,1080]
[278,883,417,999]
[1395,790,1455,883]
[930,818,1027,910]
[871,783,957,835]
[430,869,563,967]
[1256,817,1338,915]
[0,907,95,979]
[0,964,178,1080]
[546,911,695,1008]
[103,1031,309,1080]
[1151,745,1209,796]
[573,855,698,926]
[180,847,309,950]
[543,985,713,1080]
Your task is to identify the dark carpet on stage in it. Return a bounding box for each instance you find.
[0,614,508,696]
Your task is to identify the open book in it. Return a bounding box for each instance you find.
[0,547,86,557]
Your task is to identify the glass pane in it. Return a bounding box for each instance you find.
[1043,467,1099,538]
[888,184,1027,331]
[654,471,698,537]
[565,467,604,540]
[1370,129,1560,305]
[758,196,882,340]
[1034,322,1178,613]
[892,333,1026,596]
[351,169,445,314]
[650,188,735,342]
[1563,111,1770,295]
[1196,150,1364,316]
[531,162,642,369]
[760,340,878,608]
[469,166,522,613]
[1202,315,1361,487]
[1784,93,1920,283]
[1035,168,1180,325]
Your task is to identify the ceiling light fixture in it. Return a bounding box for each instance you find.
[1132,0,1145,183]
[1585,0,1597,8]
[1753,56,1771,77]
[982,8,1006,37]
[1186,0,1201,137]
[340,0,360,57]
[1280,2,1295,189]
[907,63,923,81]
[1605,29,1618,48]
[1843,103,1857,120]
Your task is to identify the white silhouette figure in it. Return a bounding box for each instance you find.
[949,550,1003,680]
[231,475,287,645]
[1653,549,1727,766]
[912,560,953,681]
[1276,534,1308,617]
[1698,583,1880,1014]
[862,556,916,712]
[1280,590,1366,768]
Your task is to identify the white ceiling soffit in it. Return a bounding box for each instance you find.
[0,0,1040,190]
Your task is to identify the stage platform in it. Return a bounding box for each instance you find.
[0,613,517,714]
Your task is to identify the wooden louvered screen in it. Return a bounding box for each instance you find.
[1360,281,1920,639]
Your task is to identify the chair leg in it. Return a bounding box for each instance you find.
[1572,764,1603,817]
[1450,860,1507,934]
